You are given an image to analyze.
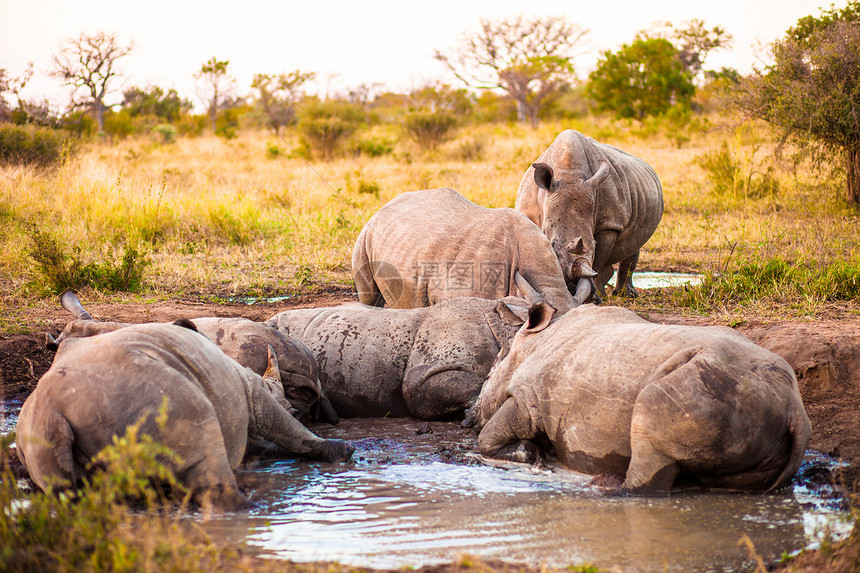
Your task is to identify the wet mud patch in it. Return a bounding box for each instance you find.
[205,418,854,572]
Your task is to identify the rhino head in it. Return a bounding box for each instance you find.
[532,160,611,305]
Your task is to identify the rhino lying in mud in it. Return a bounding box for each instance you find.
[265,296,530,420]
[470,303,811,494]
[352,187,577,311]
[46,290,338,424]
[17,322,355,509]
[516,130,664,304]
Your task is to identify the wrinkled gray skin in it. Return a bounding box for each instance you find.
[17,323,355,509]
[516,130,664,304]
[352,188,576,312]
[265,296,530,420]
[471,304,811,494]
[46,291,338,425]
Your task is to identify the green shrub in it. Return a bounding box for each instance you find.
[403,111,458,151]
[349,135,394,157]
[152,123,178,143]
[450,136,487,161]
[297,100,366,160]
[695,142,779,199]
[0,124,72,166]
[28,227,150,294]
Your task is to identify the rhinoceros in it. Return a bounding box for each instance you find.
[471,303,811,494]
[265,296,530,420]
[352,188,577,311]
[16,322,355,508]
[516,130,664,304]
[45,290,338,424]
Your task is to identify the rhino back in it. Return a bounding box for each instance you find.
[17,324,251,485]
[357,188,570,308]
[267,305,422,417]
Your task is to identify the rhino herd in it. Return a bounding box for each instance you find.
[16,130,811,509]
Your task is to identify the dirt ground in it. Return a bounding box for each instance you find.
[3,289,860,494]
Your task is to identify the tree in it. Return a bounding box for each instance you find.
[648,19,732,82]
[51,32,133,132]
[250,70,315,134]
[195,57,235,133]
[729,11,860,206]
[586,36,694,120]
[435,15,588,128]
[122,86,193,122]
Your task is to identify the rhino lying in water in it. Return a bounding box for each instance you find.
[471,303,811,494]
[17,322,354,509]
[46,290,338,424]
[352,188,577,311]
[265,296,530,420]
[516,130,664,303]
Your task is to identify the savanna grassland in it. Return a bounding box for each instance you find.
[1,114,859,335]
[2,116,860,573]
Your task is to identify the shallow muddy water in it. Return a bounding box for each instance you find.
[199,418,850,573]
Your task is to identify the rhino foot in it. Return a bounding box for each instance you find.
[320,439,355,463]
[492,439,543,464]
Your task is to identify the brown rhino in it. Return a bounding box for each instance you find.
[471,302,811,494]
[352,188,577,311]
[46,290,338,424]
[17,322,354,509]
[516,130,663,304]
[265,296,530,420]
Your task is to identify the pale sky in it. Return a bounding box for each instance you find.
[0,0,844,111]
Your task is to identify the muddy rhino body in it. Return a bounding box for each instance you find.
[352,188,576,311]
[516,130,663,303]
[266,297,528,420]
[473,304,811,493]
[46,291,338,423]
[17,323,353,508]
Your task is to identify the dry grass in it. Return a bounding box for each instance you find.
[1,115,858,325]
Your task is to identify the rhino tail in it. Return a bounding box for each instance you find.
[46,411,78,483]
[767,408,811,493]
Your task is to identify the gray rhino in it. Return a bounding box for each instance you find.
[17,322,354,509]
[471,302,811,494]
[46,290,338,424]
[516,130,663,303]
[352,188,577,311]
[265,296,529,420]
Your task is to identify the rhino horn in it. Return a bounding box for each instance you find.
[567,236,585,255]
[573,277,594,307]
[577,262,598,278]
[60,290,93,321]
[586,160,611,188]
[263,345,282,383]
[514,271,542,304]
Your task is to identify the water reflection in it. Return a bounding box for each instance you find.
[201,419,851,572]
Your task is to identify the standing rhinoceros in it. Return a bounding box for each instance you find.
[45,290,339,424]
[16,322,354,509]
[471,303,811,494]
[352,188,577,311]
[516,130,664,304]
[265,296,530,420]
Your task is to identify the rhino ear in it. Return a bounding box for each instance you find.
[533,163,556,192]
[524,302,555,334]
[496,301,529,325]
[263,345,282,383]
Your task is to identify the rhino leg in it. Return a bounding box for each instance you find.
[477,397,542,464]
[402,366,484,420]
[250,387,354,463]
[179,448,248,509]
[612,251,639,298]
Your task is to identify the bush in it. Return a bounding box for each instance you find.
[694,142,779,199]
[349,135,394,158]
[403,111,458,151]
[297,100,365,160]
[28,227,150,294]
[0,124,72,166]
